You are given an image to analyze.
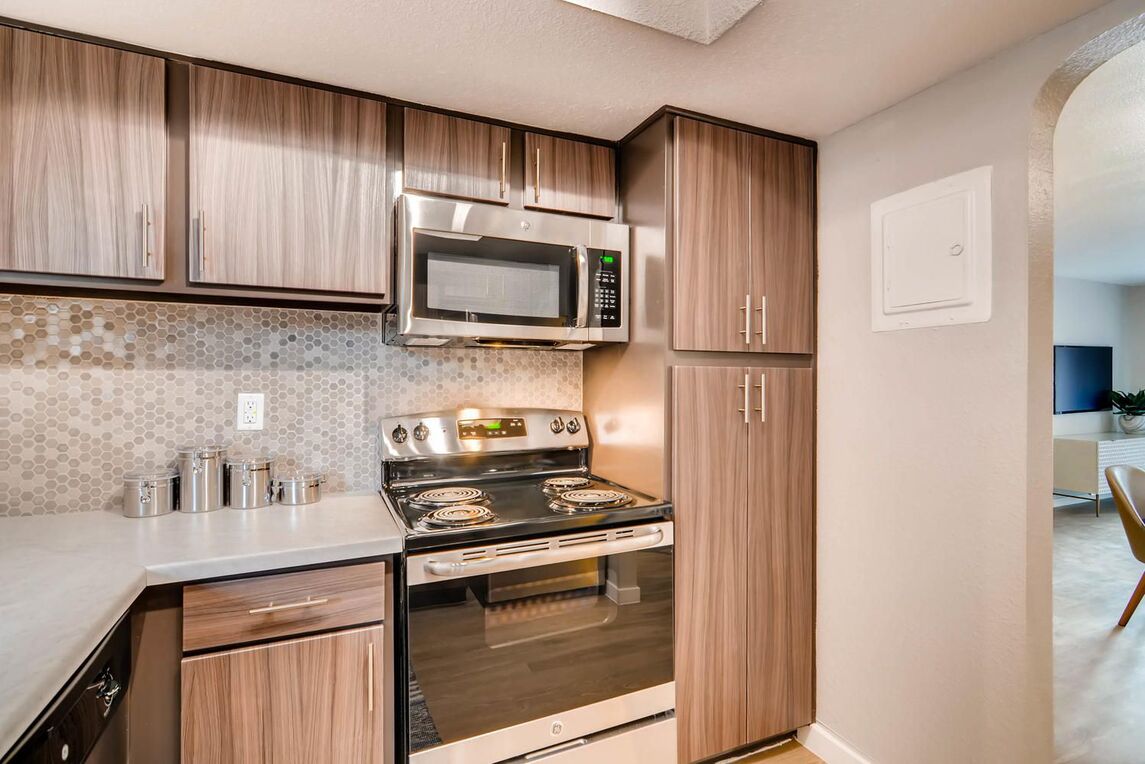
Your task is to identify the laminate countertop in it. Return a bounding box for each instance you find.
[0,491,404,757]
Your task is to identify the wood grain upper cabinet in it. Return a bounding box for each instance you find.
[673,366,749,763]
[750,136,815,354]
[403,109,509,204]
[673,117,815,354]
[746,367,814,741]
[0,27,165,279]
[673,364,813,762]
[672,118,751,352]
[189,66,388,294]
[182,625,384,764]
[524,133,616,219]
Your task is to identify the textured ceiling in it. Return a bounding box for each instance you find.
[0,0,1109,140]
[1056,41,1145,286]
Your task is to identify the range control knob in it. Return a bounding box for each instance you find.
[566,418,581,435]
[413,422,430,441]
[549,417,565,434]
[391,425,408,444]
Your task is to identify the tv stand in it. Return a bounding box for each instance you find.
[1054,431,1145,516]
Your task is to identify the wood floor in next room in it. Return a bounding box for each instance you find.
[734,740,824,763]
[1054,498,1145,764]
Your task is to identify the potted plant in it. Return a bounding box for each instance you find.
[1110,389,1145,433]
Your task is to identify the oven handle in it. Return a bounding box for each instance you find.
[421,526,665,579]
[574,244,590,329]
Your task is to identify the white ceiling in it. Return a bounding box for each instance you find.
[1055,41,1145,286]
[558,0,764,44]
[0,0,1108,140]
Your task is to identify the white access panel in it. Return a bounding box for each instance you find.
[870,166,992,331]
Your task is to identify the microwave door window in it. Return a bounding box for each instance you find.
[412,232,576,327]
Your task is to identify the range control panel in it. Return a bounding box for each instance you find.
[458,417,528,440]
[589,249,622,328]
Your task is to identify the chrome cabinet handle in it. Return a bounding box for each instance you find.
[140,203,152,267]
[755,296,767,345]
[739,295,751,344]
[499,141,507,198]
[754,373,766,423]
[247,595,329,615]
[737,372,749,424]
[574,245,589,328]
[197,210,207,278]
[367,642,375,713]
[534,147,541,203]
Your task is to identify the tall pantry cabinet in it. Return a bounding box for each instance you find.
[583,113,816,763]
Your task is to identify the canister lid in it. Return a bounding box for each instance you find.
[176,444,228,457]
[225,455,274,468]
[275,470,326,484]
[124,466,179,483]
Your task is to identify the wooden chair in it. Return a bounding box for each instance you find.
[1103,465,1145,626]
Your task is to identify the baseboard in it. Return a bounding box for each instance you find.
[797,723,872,764]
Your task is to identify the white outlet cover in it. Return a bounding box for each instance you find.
[237,393,265,431]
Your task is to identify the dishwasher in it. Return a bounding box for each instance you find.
[1,614,130,764]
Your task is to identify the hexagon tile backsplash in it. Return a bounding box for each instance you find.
[0,295,581,516]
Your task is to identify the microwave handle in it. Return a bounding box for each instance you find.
[575,244,590,328]
[421,526,665,579]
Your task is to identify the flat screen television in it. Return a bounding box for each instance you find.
[1054,345,1113,414]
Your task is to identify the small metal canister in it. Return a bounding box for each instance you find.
[176,444,227,513]
[122,467,179,518]
[225,456,274,509]
[273,471,327,506]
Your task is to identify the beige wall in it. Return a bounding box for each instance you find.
[815,2,1145,762]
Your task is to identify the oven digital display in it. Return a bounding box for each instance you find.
[458,418,528,439]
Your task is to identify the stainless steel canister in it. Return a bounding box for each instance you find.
[272,471,326,506]
[225,456,274,509]
[122,467,179,518]
[176,444,227,512]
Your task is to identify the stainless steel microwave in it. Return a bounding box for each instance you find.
[387,195,629,350]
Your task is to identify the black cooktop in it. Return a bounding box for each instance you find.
[384,472,672,551]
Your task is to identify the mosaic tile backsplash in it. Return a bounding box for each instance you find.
[0,295,581,516]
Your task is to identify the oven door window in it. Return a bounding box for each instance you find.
[412,231,576,327]
[406,547,673,754]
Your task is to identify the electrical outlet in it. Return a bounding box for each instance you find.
[236,393,264,431]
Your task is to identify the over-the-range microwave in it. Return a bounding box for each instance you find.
[386,194,629,350]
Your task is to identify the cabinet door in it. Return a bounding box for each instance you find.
[181,625,384,764]
[672,117,751,353]
[525,132,615,218]
[746,367,814,740]
[0,28,165,279]
[190,66,387,294]
[403,109,509,204]
[672,365,750,763]
[750,136,815,354]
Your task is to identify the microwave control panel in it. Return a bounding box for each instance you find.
[589,250,622,328]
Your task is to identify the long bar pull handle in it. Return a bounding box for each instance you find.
[140,203,152,267]
[534,147,541,203]
[754,373,766,423]
[197,210,206,278]
[737,372,749,424]
[247,596,329,615]
[574,245,589,328]
[755,296,767,345]
[499,141,507,199]
[367,642,375,713]
[738,295,752,344]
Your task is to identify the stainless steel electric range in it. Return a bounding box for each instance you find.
[379,408,675,764]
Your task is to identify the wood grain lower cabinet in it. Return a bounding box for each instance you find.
[181,625,384,764]
[673,365,814,762]
[403,108,510,204]
[525,132,615,219]
[189,66,388,295]
[0,26,166,280]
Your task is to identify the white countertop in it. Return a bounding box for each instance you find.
[1054,431,1145,442]
[0,491,404,756]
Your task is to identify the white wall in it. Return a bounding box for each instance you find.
[1052,277,1128,435]
[815,3,1145,763]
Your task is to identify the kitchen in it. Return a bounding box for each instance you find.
[0,2,1118,764]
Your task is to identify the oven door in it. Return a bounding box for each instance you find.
[404,523,674,764]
